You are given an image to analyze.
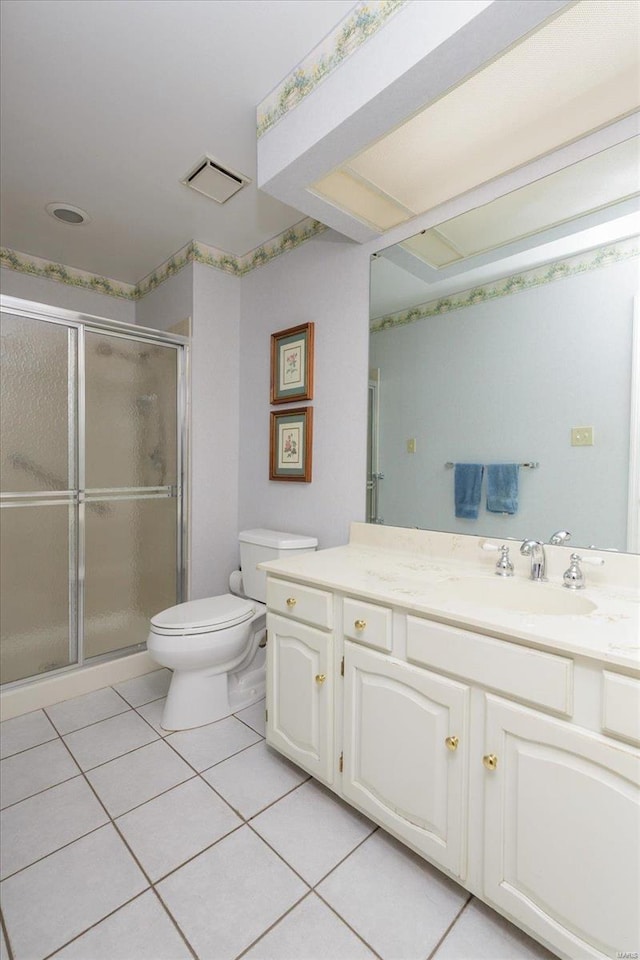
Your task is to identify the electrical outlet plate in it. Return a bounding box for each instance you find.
[571,426,594,446]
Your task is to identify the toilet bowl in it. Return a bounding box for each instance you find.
[148,594,267,730]
[147,528,317,731]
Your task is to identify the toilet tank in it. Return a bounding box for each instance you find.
[239,528,317,603]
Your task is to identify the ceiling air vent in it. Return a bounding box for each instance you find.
[181,155,250,204]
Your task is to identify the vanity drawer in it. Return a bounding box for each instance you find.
[406,616,573,716]
[602,672,640,746]
[266,577,333,630]
[343,597,392,652]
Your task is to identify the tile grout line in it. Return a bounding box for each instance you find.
[1,715,83,812]
[3,685,472,960]
[232,821,386,960]
[1,687,320,955]
[46,727,203,960]
[425,893,474,960]
[232,890,315,960]
[0,906,15,960]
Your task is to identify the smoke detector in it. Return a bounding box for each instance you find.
[181,155,250,204]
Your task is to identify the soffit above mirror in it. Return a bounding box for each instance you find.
[310,0,640,233]
[260,0,639,245]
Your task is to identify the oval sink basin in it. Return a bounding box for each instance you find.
[428,578,597,616]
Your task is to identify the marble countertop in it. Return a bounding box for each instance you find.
[260,542,640,672]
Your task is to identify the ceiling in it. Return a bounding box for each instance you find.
[0,0,355,284]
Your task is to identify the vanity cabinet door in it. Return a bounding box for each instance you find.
[266,613,334,785]
[483,695,640,960]
[342,642,469,878]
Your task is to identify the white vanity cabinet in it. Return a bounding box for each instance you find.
[264,567,640,960]
[342,641,469,877]
[482,695,640,960]
[265,579,335,785]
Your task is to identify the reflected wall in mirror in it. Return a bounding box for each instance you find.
[368,138,640,554]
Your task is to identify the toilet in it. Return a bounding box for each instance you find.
[147,528,317,731]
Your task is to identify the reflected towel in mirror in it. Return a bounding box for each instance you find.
[486,463,519,514]
[454,463,484,519]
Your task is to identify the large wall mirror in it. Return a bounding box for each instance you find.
[368,137,640,554]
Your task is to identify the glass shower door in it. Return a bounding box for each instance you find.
[0,313,77,683]
[0,302,186,686]
[83,330,181,658]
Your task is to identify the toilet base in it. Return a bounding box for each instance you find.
[160,649,266,731]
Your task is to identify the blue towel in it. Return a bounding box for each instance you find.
[486,463,519,514]
[454,463,484,519]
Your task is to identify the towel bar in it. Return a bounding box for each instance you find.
[445,461,539,469]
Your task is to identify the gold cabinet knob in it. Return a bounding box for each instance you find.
[286,597,297,608]
[354,619,367,630]
[315,674,326,684]
[445,736,459,752]
[483,753,498,771]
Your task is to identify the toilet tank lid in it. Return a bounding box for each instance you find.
[150,595,255,631]
[238,528,318,549]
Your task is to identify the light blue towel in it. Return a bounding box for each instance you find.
[454,463,484,519]
[486,463,519,514]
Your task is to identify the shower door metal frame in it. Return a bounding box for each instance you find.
[0,294,189,686]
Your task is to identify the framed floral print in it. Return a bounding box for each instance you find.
[270,322,314,404]
[270,407,313,482]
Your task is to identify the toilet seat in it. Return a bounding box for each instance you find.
[149,594,255,636]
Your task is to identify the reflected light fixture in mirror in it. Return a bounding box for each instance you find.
[312,0,640,232]
[367,141,640,554]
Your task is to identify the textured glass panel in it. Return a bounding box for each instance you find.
[85,333,178,489]
[84,497,177,658]
[0,504,73,683]
[0,313,73,493]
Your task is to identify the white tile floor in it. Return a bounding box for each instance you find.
[0,669,559,960]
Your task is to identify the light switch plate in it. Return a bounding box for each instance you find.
[571,426,594,446]
[407,438,416,454]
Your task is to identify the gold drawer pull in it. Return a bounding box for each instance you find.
[445,736,459,752]
[354,619,367,631]
[483,753,498,771]
[315,674,326,684]
[286,597,297,608]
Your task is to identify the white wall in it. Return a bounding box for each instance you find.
[136,262,243,598]
[189,263,241,596]
[0,266,136,324]
[369,258,638,550]
[239,232,371,549]
[134,263,193,332]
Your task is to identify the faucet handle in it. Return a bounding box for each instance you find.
[481,541,502,552]
[481,542,514,577]
[563,553,604,590]
[549,530,571,545]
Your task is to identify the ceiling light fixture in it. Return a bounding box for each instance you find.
[45,202,90,225]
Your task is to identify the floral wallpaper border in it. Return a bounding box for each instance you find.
[1,217,328,302]
[0,247,137,301]
[370,237,640,333]
[257,0,407,139]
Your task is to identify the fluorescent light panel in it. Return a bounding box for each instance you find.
[403,136,640,267]
[311,0,640,231]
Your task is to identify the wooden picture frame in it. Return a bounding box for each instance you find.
[269,407,313,482]
[270,322,314,404]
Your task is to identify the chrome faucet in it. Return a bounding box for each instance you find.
[520,539,547,581]
[549,530,571,546]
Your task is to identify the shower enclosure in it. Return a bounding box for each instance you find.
[0,296,188,686]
